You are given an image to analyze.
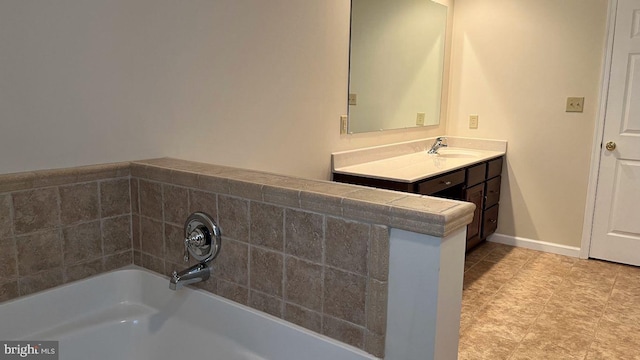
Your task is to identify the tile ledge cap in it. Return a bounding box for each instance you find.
[134,158,474,238]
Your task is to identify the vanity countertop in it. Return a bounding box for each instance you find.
[332,137,507,183]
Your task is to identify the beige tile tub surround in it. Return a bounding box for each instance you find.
[129,157,474,358]
[129,160,396,356]
[0,158,475,359]
[0,162,133,301]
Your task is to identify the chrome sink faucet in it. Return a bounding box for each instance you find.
[427,137,448,154]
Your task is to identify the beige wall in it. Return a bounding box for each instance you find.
[0,0,446,180]
[0,0,609,249]
[447,0,609,247]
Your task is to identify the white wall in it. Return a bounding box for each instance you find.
[447,0,609,247]
[0,0,446,180]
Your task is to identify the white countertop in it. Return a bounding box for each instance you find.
[332,137,507,183]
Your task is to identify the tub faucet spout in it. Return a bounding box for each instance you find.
[170,263,210,290]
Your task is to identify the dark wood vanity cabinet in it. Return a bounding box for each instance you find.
[481,158,502,238]
[333,156,503,251]
[464,158,502,249]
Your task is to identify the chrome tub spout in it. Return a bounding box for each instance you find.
[170,262,210,291]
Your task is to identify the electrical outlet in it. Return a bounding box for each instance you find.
[469,114,479,129]
[348,94,357,106]
[416,112,426,126]
[566,97,584,112]
[340,115,348,134]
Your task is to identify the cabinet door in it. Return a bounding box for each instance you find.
[465,183,484,248]
[485,176,501,209]
[482,204,499,239]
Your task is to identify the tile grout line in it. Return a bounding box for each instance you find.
[505,251,548,360]
[247,200,253,306]
[475,250,540,358]
[320,214,326,332]
[280,207,286,318]
[7,193,18,287]
[97,181,105,267]
[55,186,64,284]
[459,244,500,334]
[586,267,624,356]
[161,183,166,274]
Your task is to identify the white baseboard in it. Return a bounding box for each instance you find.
[488,233,581,258]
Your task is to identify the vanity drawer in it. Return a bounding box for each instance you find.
[485,176,501,209]
[487,157,503,179]
[482,204,499,239]
[466,163,486,187]
[418,169,465,195]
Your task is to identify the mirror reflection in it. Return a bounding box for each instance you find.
[348,0,448,134]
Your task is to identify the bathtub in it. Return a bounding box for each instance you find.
[0,267,378,360]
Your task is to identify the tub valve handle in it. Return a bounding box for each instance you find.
[182,212,222,263]
[184,228,206,262]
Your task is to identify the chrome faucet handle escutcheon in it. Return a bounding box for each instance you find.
[183,212,222,263]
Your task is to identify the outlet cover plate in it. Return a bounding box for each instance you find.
[566,97,584,112]
[469,114,479,129]
[340,115,348,134]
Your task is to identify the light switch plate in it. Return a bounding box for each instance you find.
[416,112,426,126]
[566,97,584,112]
[348,94,357,106]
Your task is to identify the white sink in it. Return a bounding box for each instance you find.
[332,139,506,183]
[435,148,482,159]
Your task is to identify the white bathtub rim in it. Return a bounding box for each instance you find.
[132,266,376,359]
[0,266,377,360]
[0,264,134,307]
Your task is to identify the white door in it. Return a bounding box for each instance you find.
[590,0,640,265]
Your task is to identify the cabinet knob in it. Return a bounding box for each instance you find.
[489,219,497,224]
[441,181,452,185]
[605,141,616,151]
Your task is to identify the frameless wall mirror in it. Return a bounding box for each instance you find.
[347,0,448,134]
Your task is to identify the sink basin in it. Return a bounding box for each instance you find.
[435,148,482,158]
[333,140,506,183]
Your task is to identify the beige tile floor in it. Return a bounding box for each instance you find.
[459,241,640,359]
